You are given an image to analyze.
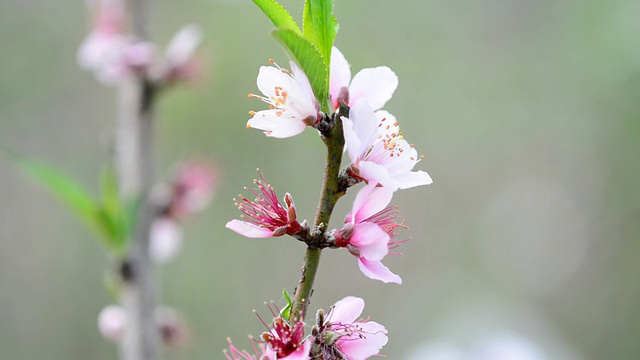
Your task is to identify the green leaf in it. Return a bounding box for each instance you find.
[308,0,339,66]
[280,289,293,320]
[251,0,301,33]
[272,28,328,106]
[302,0,316,44]
[11,156,122,251]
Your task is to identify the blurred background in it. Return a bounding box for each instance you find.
[1,0,639,358]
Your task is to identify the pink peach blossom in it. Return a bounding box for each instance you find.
[316,296,388,360]
[247,60,320,138]
[335,184,404,284]
[226,171,301,238]
[342,101,432,191]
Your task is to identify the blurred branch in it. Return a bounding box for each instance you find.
[116,0,160,359]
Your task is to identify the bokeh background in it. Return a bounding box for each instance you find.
[2,0,640,358]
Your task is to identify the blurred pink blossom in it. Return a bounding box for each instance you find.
[168,161,217,220]
[149,217,184,264]
[97,304,126,343]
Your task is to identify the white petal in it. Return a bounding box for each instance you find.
[358,161,397,190]
[341,117,362,164]
[330,46,351,107]
[247,110,308,138]
[256,66,294,99]
[165,24,202,66]
[349,66,398,110]
[329,296,364,324]
[396,170,433,189]
[348,101,379,156]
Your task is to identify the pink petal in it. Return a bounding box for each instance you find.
[225,220,274,238]
[349,223,389,261]
[329,296,364,324]
[337,321,388,360]
[357,258,402,284]
[247,110,308,138]
[352,185,393,223]
[349,66,398,110]
[330,47,351,108]
[358,161,396,190]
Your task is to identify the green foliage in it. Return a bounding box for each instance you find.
[11,155,136,253]
[250,0,300,33]
[304,0,338,68]
[280,288,293,321]
[273,28,329,107]
[252,0,338,111]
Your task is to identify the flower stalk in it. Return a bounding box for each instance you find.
[290,107,346,322]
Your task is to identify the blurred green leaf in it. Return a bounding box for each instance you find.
[280,288,293,320]
[11,156,129,252]
[272,28,328,106]
[251,0,301,33]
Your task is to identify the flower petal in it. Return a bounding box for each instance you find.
[350,223,389,261]
[341,116,362,164]
[337,320,388,360]
[349,66,398,110]
[348,101,380,156]
[330,47,351,108]
[165,24,202,66]
[351,185,393,223]
[247,110,308,138]
[357,258,402,284]
[225,220,274,238]
[281,338,312,360]
[358,161,397,190]
[329,296,364,324]
[396,170,433,189]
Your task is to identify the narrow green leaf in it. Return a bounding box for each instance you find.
[251,0,301,33]
[302,0,316,44]
[272,28,328,106]
[309,0,339,66]
[280,289,293,320]
[12,157,121,251]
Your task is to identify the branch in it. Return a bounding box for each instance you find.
[116,0,161,359]
[290,111,346,322]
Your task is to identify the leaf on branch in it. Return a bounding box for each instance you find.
[307,0,339,66]
[272,28,328,106]
[251,0,301,33]
[280,288,293,321]
[10,155,128,252]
